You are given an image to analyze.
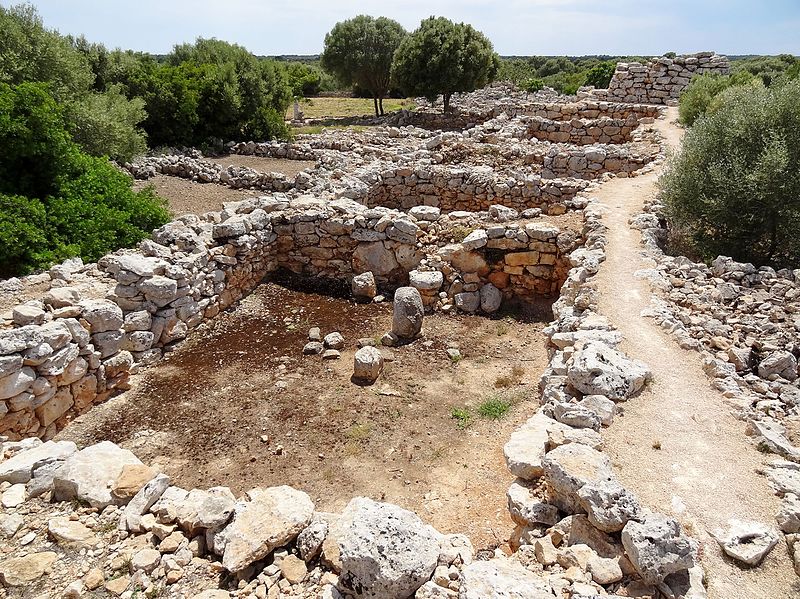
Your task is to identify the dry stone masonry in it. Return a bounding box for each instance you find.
[4,57,778,597]
[595,52,730,104]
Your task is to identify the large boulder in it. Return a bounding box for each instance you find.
[621,513,697,584]
[175,487,236,535]
[479,284,502,313]
[353,242,399,277]
[567,341,650,401]
[758,351,798,381]
[52,442,142,508]
[458,558,553,599]
[392,287,424,339]
[337,497,442,598]
[711,519,779,566]
[215,486,314,572]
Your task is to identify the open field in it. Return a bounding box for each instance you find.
[287,96,415,119]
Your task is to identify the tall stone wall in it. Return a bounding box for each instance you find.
[600,52,730,104]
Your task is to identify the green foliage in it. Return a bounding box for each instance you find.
[391,16,499,112]
[584,62,616,89]
[678,72,758,126]
[732,54,799,86]
[661,81,800,267]
[321,15,406,115]
[0,194,52,278]
[521,77,544,93]
[64,85,147,160]
[0,82,170,276]
[477,395,511,420]
[0,3,147,159]
[450,407,472,429]
[284,62,322,97]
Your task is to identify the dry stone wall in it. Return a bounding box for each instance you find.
[0,195,579,440]
[597,52,730,104]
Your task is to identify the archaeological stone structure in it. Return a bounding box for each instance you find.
[3,52,800,599]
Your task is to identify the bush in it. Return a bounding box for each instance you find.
[0,194,52,277]
[0,82,170,276]
[678,72,758,126]
[661,81,800,267]
[584,62,616,89]
[521,77,544,93]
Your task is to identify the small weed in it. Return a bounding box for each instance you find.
[478,395,512,420]
[343,440,363,456]
[346,422,372,442]
[451,407,473,429]
[430,446,448,461]
[449,352,462,364]
[97,520,118,534]
[495,365,526,388]
[495,322,510,336]
[450,225,474,242]
[652,439,662,450]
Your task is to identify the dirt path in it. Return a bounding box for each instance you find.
[592,107,798,597]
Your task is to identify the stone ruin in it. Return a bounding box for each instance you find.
[4,51,799,599]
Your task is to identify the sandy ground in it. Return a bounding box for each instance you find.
[593,108,799,597]
[133,157,315,216]
[57,281,551,550]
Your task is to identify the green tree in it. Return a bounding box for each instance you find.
[661,80,800,267]
[0,82,170,276]
[0,3,147,159]
[391,16,498,113]
[584,61,616,89]
[321,15,406,115]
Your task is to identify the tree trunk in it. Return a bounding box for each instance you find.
[379,96,384,115]
[443,93,451,113]
[373,95,379,116]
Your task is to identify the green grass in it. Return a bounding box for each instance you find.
[289,97,415,119]
[478,396,512,420]
[451,407,473,429]
[345,422,372,441]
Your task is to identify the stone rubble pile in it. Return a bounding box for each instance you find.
[594,52,730,105]
[631,195,800,575]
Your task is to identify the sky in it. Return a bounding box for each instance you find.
[9,0,800,57]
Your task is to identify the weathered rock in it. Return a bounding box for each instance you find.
[458,558,553,599]
[711,519,779,566]
[131,548,161,573]
[79,300,123,333]
[503,412,559,480]
[577,395,615,427]
[47,517,97,547]
[353,242,399,276]
[0,366,35,400]
[352,272,377,300]
[353,347,384,383]
[479,284,502,313]
[0,440,77,484]
[462,229,488,250]
[506,480,559,527]
[1,484,25,508]
[0,552,58,586]
[621,513,697,584]
[392,287,424,339]
[280,554,308,584]
[112,464,158,501]
[337,497,442,599]
[303,341,324,355]
[454,291,480,313]
[324,332,345,350]
[577,479,642,533]
[120,473,171,532]
[776,494,800,533]
[215,486,314,572]
[53,441,143,508]
[298,515,330,561]
[567,341,650,400]
[542,443,614,513]
[758,351,798,381]
[409,270,444,293]
[175,487,236,535]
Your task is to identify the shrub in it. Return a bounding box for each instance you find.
[584,62,616,89]
[661,81,800,267]
[0,194,53,277]
[0,82,170,276]
[477,395,512,419]
[678,72,758,126]
[521,77,544,93]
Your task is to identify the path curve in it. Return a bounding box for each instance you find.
[591,107,798,597]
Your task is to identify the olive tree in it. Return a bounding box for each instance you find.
[320,15,406,116]
[391,17,499,113]
[660,80,800,267]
